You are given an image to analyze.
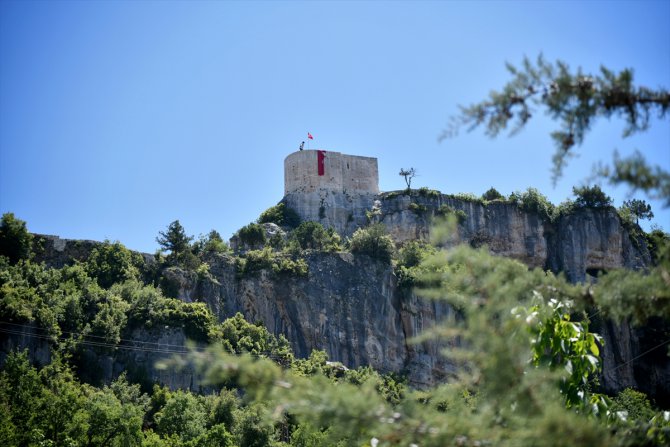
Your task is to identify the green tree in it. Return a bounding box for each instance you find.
[621,199,654,224]
[443,55,670,202]
[508,187,556,220]
[0,212,33,264]
[193,230,231,256]
[481,187,505,201]
[257,203,301,228]
[236,223,266,249]
[154,391,208,442]
[156,220,195,266]
[86,240,142,288]
[0,350,43,446]
[572,184,613,208]
[76,373,148,446]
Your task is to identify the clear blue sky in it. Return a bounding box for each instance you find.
[1,0,668,253]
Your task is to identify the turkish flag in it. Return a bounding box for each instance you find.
[307,132,313,140]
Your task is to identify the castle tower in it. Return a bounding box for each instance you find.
[282,149,379,235]
[284,150,379,195]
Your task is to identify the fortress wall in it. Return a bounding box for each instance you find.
[284,150,379,195]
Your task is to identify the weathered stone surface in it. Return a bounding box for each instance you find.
[550,208,650,282]
[282,191,376,237]
[0,322,52,367]
[374,194,549,269]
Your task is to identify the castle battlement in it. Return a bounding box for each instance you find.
[284,150,379,195]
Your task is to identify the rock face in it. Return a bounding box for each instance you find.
[3,195,667,405]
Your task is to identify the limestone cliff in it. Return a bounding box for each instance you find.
[3,196,666,405]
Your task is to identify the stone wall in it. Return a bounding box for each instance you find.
[284,150,379,195]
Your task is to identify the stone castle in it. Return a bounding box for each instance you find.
[283,149,380,236]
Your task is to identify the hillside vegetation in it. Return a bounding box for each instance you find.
[1,188,669,446]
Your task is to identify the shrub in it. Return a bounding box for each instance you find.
[291,221,342,252]
[193,230,231,256]
[445,192,485,205]
[481,187,505,201]
[397,241,433,269]
[0,213,33,264]
[128,294,215,342]
[237,223,266,248]
[395,241,437,289]
[645,226,669,266]
[257,203,301,228]
[237,247,308,277]
[349,224,395,263]
[509,188,556,220]
[85,241,143,289]
[610,388,656,422]
[417,187,440,198]
[408,202,428,215]
[572,185,613,208]
[436,205,467,223]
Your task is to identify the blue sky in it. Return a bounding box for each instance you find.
[1,0,668,253]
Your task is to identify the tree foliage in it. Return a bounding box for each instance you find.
[290,221,342,252]
[237,223,267,249]
[621,199,654,224]
[0,212,33,264]
[443,55,670,199]
[481,187,505,201]
[86,240,143,288]
[572,184,613,208]
[156,220,198,268]
[257,203,301,229]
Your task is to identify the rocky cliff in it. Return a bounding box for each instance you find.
[4,195,667,405]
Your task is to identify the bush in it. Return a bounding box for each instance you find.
[481,187,505,201]
[257,203,301,228]
[408,202,428,215]
[610,388,656,422]
[646,226,669,266]
[349,224,395,263]
[509,188,556,220]
[291,221,341,252]
[237,223,266,248]
[85,241,143,289]
[445,192,485,205]
[395,241,438,289]
[572,185,613,208]
[417,187,440,198]
[436,205,467,223]
[237,247,308,277]
[0,213,33,264]
[193,230,231,256]
[127,290,215,342]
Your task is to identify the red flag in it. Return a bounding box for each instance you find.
[307,132,313,140]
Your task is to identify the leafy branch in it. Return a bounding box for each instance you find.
[441,55,670,186]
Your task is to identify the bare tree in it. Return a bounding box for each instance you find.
[399,168,417,189]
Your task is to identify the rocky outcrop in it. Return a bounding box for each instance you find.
[3,195,665,404]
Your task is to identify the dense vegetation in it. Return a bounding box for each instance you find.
[1,196,669,446]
